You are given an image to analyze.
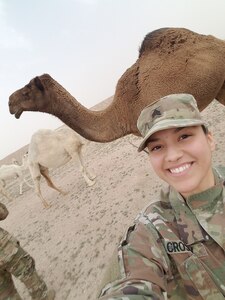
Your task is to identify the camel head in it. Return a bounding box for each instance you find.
[8,73,134,142]
[9,74,50,119]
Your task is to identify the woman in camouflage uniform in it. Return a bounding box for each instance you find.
[0,203,55,300]
[98,94,225,300]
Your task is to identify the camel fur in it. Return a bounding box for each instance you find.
[9,27,225,142]
[27,126,96,208]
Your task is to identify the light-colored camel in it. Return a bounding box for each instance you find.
[9,27,225,142]
[27,126,96,208]
[0,153,32,198]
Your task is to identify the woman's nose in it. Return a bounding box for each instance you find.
[165,146,183,162]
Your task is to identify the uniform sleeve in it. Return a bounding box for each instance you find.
[98,218,170,300]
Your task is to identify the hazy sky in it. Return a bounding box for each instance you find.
[1,0,225,159]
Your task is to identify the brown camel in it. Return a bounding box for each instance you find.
[9,27,225,142]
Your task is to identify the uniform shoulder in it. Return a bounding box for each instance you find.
[135,186,173,225]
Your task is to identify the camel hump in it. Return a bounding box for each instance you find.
[139,27,201,57]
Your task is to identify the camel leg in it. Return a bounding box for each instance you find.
[29,164,51,208]
[19,181,23,195]
[13,172,24,195]
[80,145,96,180]
[23,176,34,188]
[18,176,33,194]
[13,174,23,195]
[40,168,68,195]
[85,166,96,180]
[32,175,51,209]
[80,147,96,180]
[76,149,96,187]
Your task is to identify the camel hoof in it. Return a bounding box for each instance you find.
[44,206,51,209]
[87,180,96,187]
[61,190,69,196]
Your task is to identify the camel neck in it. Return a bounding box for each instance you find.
[46,79,130,142]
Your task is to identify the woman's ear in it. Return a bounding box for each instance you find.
[207,131,216,152]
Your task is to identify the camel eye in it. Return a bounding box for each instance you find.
[22,90,30,100]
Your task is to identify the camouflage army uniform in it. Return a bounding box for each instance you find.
[0,203,54,300]
[98,166,225,300]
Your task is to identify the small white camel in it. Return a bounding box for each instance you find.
[0,153,32,198]
[27,126,96,208]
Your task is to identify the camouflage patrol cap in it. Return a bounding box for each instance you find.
[137,94,206,152]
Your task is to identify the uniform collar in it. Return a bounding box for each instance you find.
[169,170,225,249]
[186,171,225,250]
[169,188,205,245]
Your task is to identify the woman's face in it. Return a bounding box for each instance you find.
[147,126,215,198]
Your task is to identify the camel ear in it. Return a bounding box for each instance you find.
[34,77,45,92]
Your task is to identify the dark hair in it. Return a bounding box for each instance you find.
[202,125,208,134]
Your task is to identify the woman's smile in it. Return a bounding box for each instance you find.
[147,126,215,198]
[168,162,193,175]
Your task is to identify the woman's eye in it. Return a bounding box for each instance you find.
[150,145,162,152]
[179,134,191,140]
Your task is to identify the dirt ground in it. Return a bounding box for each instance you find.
[1,100,225,300]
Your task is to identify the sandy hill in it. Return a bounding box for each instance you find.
[0,98,225,299]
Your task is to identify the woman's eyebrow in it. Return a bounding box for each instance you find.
[147,134,164,143]
[147,127,189,145]
[174,127,185,133]
[147,137,159,144]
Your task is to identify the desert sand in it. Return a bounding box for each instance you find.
[1,99,225,300]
